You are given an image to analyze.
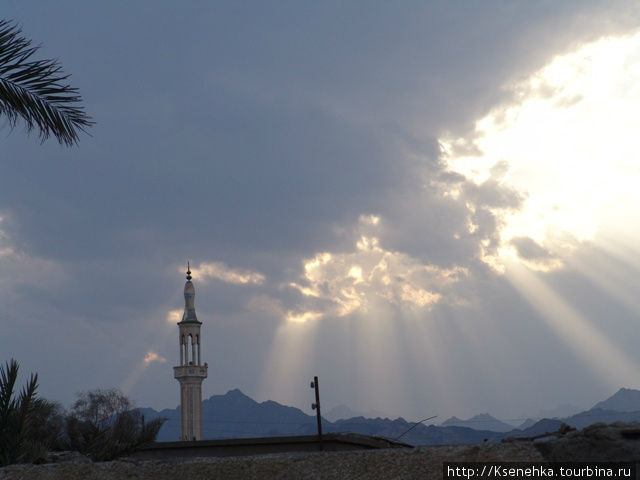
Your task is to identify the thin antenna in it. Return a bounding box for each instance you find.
[395,415,437,441]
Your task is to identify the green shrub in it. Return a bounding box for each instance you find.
[64,388,166,461]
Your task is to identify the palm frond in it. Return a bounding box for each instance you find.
[17,372,38,431]
[0,360,41,466]
[0,359,19,430]
[0,19,93,146]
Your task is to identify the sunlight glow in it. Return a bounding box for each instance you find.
[289,226,467,320]
[285,310,322,324]
[359,214,380,225]
[166,309,182,324]
[441,31,640,271]
[143,351,167,364]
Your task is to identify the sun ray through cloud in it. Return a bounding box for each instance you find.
[121,350,168,395]
[349,304,412,415]
[258,318,320,407]
[506,261,640,390]
[563,246,640,316]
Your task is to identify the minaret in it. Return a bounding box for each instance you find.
[173,263,208,441]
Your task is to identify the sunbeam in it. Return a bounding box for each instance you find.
[564,245,640,316]
[120,309,178,396]
[349,304,411,416]
[259,318,320,407]
[506,260,640,390]
[120,350,167,395]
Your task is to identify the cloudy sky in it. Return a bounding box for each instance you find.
[2,1,640,425]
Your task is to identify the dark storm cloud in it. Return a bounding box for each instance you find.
[2,1,635,265]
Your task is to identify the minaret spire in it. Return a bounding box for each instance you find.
[182,262,199,323]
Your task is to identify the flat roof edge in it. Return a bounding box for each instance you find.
[138,433,412,451]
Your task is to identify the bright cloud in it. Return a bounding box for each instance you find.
[191,261,265,285]
[143,351,167,364]
[165,309,182,324]
[288,219,467,320]
[0,216,12,257]
[285,311,323,324]
[441,31,640,271]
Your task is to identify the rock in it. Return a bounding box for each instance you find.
[535,422,640,461]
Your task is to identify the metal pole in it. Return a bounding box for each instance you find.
[311,376,323,445]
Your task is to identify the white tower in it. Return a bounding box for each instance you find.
[173,263,208,441]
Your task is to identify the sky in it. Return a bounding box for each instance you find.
[2,1,640,426]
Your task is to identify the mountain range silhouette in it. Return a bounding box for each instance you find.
[139,387,640,445]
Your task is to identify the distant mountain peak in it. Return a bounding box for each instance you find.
[205,388,253,402]
[442,413,514,432]
[325,404,391,422]
[472,413,496,420]
[442,416,462,424]
[592,387,640,412]
[225,388,248,397]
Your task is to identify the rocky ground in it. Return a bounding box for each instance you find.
[2,423,639,480]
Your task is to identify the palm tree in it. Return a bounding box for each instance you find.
[0,19,93,146]
[0,359,39,466]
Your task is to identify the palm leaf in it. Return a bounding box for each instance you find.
[0,360,45,466]
[17,372,38,433]
[0,19,93,146]
[0,359,19,431]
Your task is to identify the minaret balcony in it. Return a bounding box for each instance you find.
[174,364,208,379]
